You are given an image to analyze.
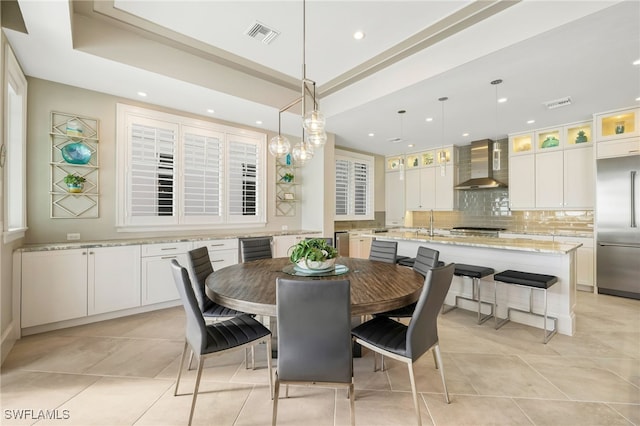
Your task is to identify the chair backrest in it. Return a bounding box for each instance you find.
[413,246,440,277]
[187,247,213,312]
[241,238,273,262]
[170,259,208,355]
[406,263,455,360]
[368,240,397,263]
[276,278,352,383]
[305,237,334,247]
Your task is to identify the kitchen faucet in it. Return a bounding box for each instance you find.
[429,209,434,237]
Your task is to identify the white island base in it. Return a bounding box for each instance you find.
[373,234,578,337]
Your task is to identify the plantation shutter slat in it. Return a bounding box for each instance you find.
[354,161,369,216]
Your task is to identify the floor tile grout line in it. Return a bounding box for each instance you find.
[516,353,573,402]
[232,384,256,426]
[510,397,538,426]
[131,379,176,425]
[605,402,640,426]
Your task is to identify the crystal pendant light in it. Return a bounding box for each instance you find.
[268,112,291,157]
[306,129,327,147]
[303,110,325,133]
[291,137,314,165]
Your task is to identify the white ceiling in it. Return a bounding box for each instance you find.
[6,0,640,156]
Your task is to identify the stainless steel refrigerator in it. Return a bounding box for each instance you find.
[596,154,640,300]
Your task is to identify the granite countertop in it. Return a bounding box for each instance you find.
[500,229,593,238]
[16,229,321,252]
[366,231,582,254]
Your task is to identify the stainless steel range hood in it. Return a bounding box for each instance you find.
[455,139,507,190]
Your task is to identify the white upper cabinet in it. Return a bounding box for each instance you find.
[594,107,640,158]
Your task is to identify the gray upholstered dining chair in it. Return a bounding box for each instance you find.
[352,263,455,426]
[170,260,273,426]
[241,237,273,262]
[187,247,247,319]
[368,239,398,263]
[272,277,354,426]
[376,246,440,319]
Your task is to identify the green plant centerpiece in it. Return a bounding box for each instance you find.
[289,238,338,271]
[63,173,86,193]
[281,172,294,183]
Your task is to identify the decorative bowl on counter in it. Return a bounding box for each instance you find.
[289,238,338,272]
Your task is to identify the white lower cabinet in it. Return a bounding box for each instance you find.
[192,238,239,270]
[89,246,141,315]
[21,249,89,328]
[273,235,304,258]
[141,242,191,305]
[554,236,594,288]
[21,245,141,328]
[349,232,372,259]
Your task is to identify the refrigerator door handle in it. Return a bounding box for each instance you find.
[599,242,640,248]
[631,170,637,228]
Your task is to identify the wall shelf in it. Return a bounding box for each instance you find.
[275,157,299,216]
[50,111,99,218]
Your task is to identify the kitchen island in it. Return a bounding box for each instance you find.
[366,231,582,336]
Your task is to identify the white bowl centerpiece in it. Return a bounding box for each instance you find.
[289,238,338,272]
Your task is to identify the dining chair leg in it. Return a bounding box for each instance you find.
[349,380,355,426]
[272,373,280,426]
[407,361,422,426]
[266,338,274,400]
[433,344,450,404]
[188,358,205,426]
[174,341,189,396]
[432,348,439,369]
[188,350,195,370]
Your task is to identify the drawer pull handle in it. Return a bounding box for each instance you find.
[161,256,177,260]
[161,247,178,251]
[209,243,225,247]
[212,259,225,263]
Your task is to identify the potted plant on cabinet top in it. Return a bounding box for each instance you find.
[64,173,86,193]
[289,238,338,271]
[281,172,294,183]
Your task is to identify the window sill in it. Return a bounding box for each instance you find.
[3,228,27,244]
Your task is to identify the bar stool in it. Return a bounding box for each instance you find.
[493,270,558,344]
[442,264,495,324]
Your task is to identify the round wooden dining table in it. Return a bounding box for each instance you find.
[205,257,425,317]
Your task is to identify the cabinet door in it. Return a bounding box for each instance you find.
[273,235,303,258]
[563,147,594,209]
[404,169,422,210]
[509,155,535,209]
[420,167,436,210]
[535,151,564,209]
[88,246,141,315]
[21,249,88,327]
[434,166,455,210]
[385,171,405,226]
[141,252,188,305]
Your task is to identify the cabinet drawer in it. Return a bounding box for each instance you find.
[192,238,238,252]
[141,242,192,257]
[597,138,640,159]
[208,249,238,270]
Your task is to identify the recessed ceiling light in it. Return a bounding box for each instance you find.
[353,31,365,40]
[462,133,469,137]
[498,97,507,103]
[633,59,640,65]
[407,144,414,148]
[207,109,215,114]
[368,133,375,137]
[255,120,262,125]
[425,117,433,122]
[636,96,640,101]
[527,119,535,124]
[137,91,147,97]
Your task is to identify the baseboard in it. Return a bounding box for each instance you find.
[1,320,18,365]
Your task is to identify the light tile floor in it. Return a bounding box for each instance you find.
[1,291,638,425]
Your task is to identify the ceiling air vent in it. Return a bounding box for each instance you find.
[543,96,572,110]
[245,21,280,45]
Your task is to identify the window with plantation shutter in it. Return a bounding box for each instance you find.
[335,150,374,221]
[183,127,222,223]
[129,119,177,224]
[227,136,260,222]
[116,104,266,230]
